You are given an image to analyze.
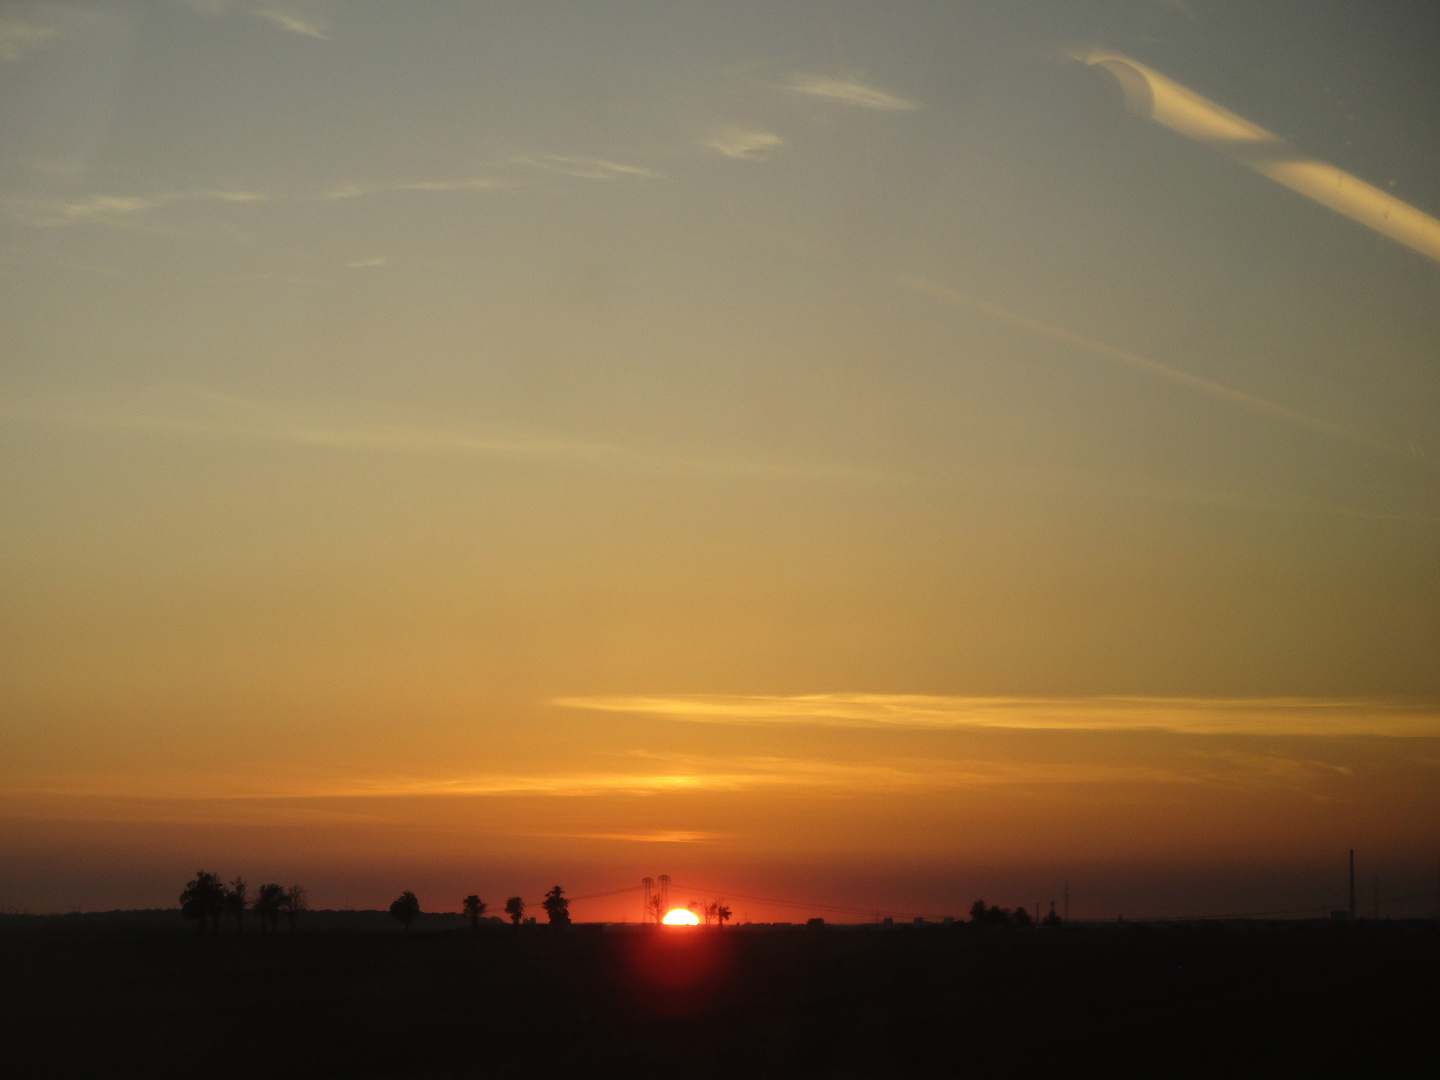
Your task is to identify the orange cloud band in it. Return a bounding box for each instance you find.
[1073,49,1440,265]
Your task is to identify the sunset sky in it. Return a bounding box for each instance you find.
[2,0,1438,921]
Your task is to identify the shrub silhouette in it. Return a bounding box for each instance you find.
[180,871,226,934]
[504,896,525,926]
[390,891,421,931]
[463,894,487,932]
[542,886,570,925]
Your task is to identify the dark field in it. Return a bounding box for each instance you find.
[2,920,1436,1078]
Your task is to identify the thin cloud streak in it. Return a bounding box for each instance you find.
[0,12,60,62]
[704,127,785,161]
[1,755,1205,810]
[555,693,1440,737]
[252,5,330,40]
[893,272,1391,453]
[2,385,901,486]
[787,74,922,111]
[4,189,269,227]
[511,154,662,180]
[323,177,510,200]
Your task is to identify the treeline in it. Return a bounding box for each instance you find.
[969,900,1063,929]
[179,872,306,934]
[181,872,577,934]
[389,885,571,931]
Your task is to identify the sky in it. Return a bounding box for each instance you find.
[2,0,1439,921]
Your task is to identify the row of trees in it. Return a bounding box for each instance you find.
[969,900,1063,929]
[180,871,306,934]
[389,886,572,932]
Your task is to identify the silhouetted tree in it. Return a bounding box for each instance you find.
[254,883,285,932]
[224,877,248,934]
[646,894,665,924]
[180,870,226,934]
[390,890,421,931]
[542,885,570,925]
[969,900,1018,927]
[1012,905,1033,929]
[505,896,525,926]
[283,884,307,930]
[1043,900,1062,929]
[463,894,487,932]
[714,901,732,928]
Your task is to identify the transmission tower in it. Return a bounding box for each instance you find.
[642,878,654,924]
[658,874,670,913]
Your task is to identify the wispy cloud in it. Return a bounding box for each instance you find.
[2,384,897,486]
[3,188,269,227]
[0,752,1202,808]
[893,271,1393,455]
[786,74,921,111]
[323,177,509,200]
[513,154,662,181]
[537,830,733,844]
[173,0,233,15]
[704,127,785,161]
[0,13,60,62]
[252,4,330,40]
[554,693,1440,738]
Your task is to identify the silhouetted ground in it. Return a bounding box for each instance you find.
[1,919,1435,1078]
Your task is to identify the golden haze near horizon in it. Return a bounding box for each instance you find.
[2,1,1439,921]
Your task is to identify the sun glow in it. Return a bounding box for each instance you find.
[662,908,700,926]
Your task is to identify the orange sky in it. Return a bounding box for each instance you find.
[2,1,1438,918]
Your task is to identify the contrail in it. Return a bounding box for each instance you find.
[893,271,1388,452]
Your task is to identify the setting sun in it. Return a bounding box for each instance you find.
[662,908,700,926]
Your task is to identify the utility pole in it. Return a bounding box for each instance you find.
[1063,881,1069,922]
[1373,875,1379,921]
[1348,849,1355,921]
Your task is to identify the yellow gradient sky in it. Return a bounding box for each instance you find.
[2,1,1439,919]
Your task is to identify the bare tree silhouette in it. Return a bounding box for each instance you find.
[283,884,307,930]
[463,894,487,932]
[504,896,525,926]
[224,877,248,935]
[254,883,285,932]
[390,890,421,931]
[180,871,226,934]
[542,886,570,925]
[646,893,664,924]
